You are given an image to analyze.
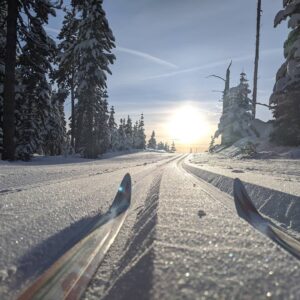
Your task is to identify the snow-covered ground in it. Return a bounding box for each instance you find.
[1,152,300,299]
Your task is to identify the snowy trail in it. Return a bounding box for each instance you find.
[85,155,300,300]
[0,153,178,300]
[1,153,300,299]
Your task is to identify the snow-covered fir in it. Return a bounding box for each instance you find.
[270,0,300,146]
[215,72,254,146]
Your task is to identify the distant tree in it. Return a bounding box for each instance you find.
[55,7,79,149]
[164,142,170,152]
[43,89,67,156]
[157,141,165,150]
[132,121,139,149]
[125,115,133,148]
[117,118,127,150]
[171,141,176,153]
[147,130,157,149]
[208,136,215,153]
[136,114,146,149]
[270,1,300,146]
[108,106,118,150]
[215,72,253,146]
[94,89,110,155]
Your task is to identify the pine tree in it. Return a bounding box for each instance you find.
[2,0,57,160]
[108,106,118,150]
[42,89,67,156]
[164,142,170,152]
[117,118,126,150]
[136,113,146,149]
[270,1,300,146]
[215,72,253,146]
[94,89,110,154]
[55,7,79,149]
[171,141,176,153]
[157,141,165,150]
[132,121,139,149]
[73,0,116,158]
[147,130,156,149]
[125,115,133,149]
[15,19,56,160]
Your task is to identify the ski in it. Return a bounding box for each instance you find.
[18,173,132,300]
[233,178,300,260]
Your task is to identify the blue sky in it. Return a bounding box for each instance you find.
[47,0,288,149]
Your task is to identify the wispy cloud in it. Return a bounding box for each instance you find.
[144,48,282,80]
[116,46,178,69]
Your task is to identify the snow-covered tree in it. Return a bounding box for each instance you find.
[2,0,57,160]
[73,0,116,158]
[117,118,127,150]
[125,115,133,149]
[135,114,146,149]
[215,72,253,146]
[55,7,79,148]
[15,20,56,160]
[147,130,157,149]
[94,90,110,154]
[171,141,176,153]
[43,89,67,156]
[164,142,170,152]
[108,106,118,150]
[270,1,300,146]
[157,141,165,150]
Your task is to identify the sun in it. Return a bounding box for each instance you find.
[167,105,210,144]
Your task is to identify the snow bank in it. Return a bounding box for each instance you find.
[184,156,300,235]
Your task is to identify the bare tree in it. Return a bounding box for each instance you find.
[252,0,262,119]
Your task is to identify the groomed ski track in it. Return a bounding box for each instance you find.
[1,153,300,300]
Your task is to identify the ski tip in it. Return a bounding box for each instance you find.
[110,173,132,213]
[233,178,259,220]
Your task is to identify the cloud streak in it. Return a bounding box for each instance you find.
[144,48,282,80]
[116,46,178,69]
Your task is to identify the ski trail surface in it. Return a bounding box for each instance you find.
[1,153,300,299]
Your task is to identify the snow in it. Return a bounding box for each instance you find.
[1,152,300,299]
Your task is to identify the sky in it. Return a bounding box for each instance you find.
[47,0,288,151]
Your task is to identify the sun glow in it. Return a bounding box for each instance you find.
[167,105,210,144]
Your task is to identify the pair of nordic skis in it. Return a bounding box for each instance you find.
[18,174,300,300]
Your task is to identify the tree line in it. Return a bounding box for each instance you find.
[0,0,150,161]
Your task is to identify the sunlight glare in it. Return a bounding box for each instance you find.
[167,105,210,144]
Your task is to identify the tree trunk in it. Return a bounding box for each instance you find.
[70,72,75,149]
[252,0,262,120]
[2,0,17,160]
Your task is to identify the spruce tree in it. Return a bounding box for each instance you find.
[43,89,67,156]
[270,1,300,146]
[108,106,118,150]
[55,7,79,149]
[125,115,133,149]
[148,130,157,149]
[73,0,116,158]
[215,72,252,146]
[171,141,176,153]
[136,113,146,149]
[2,0,57,160]
[15,20,56,160]
[94,89,110,154]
